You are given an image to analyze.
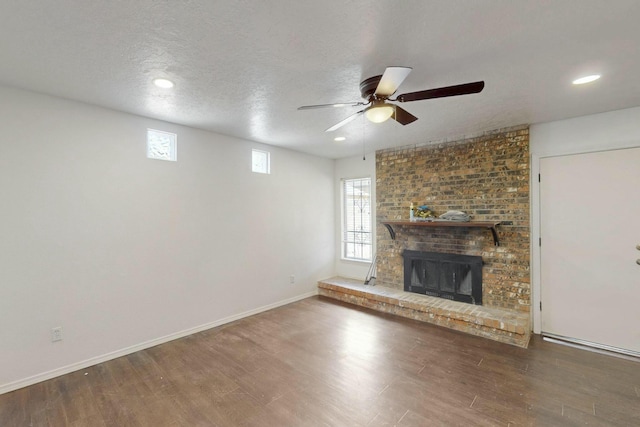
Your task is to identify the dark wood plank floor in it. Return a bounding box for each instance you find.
[1,296,639,426]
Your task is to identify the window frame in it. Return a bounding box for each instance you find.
[146,128,177,162]
[341,177,373,262]
[251,149,271,174]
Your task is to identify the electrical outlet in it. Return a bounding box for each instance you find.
[289,275,295,284]
[51,326,63,342]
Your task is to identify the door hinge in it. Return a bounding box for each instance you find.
[539,237,542,247]
[540,301,542,311]
[538,173,541,182]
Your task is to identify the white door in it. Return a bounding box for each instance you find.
[540,147,640,355]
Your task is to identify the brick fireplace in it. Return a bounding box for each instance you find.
[376,125,530,313]
[319,125,531,347]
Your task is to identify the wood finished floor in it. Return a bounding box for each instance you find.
[1,296,639,426]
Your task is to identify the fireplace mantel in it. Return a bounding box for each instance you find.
[381,220,503,246]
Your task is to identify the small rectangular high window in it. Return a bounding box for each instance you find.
[147,129,177,161]
[252,149,270,174]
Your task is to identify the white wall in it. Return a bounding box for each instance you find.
[530,106,640,333]
[334,153,376,280]
[0,85,335,393]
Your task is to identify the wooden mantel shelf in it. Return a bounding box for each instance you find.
[381,220,503,246]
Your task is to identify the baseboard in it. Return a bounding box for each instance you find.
[0,290,318,395]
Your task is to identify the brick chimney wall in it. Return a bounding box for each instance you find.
[375,125,530,312]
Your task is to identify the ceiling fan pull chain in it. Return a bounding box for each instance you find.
[362,114,366,160]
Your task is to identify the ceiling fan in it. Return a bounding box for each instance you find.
[298,67,484,132]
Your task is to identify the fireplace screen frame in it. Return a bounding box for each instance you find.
[402,250,483,305]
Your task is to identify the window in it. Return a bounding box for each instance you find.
[342,177,372,261]
[147,129,177,161]
[252,149,270,174]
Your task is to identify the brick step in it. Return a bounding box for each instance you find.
[318,277,530,348]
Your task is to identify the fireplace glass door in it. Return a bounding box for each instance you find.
[404,250,482,305]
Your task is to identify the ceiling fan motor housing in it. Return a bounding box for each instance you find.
[359,75,383,100]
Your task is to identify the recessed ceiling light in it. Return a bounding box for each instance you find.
[334,136,346,142]
[572,74,601,85]
[153,78,175,89]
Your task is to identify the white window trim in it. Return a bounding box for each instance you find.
[252,149,271,174]
[146,128,177,162]
[341,177,373,262]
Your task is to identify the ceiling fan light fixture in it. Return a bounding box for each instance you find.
[365,104,394,123]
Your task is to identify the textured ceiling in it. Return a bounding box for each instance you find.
[1,1,639,158]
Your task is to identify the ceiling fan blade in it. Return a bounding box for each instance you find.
[298,101,365,110]
[374,66,412,97]
[325,109,365,132]
[395,81,485,103]
[392,105,418,125]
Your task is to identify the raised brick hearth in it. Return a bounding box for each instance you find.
[318,277,530,348]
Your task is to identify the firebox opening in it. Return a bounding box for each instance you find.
[403,250,482,305]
